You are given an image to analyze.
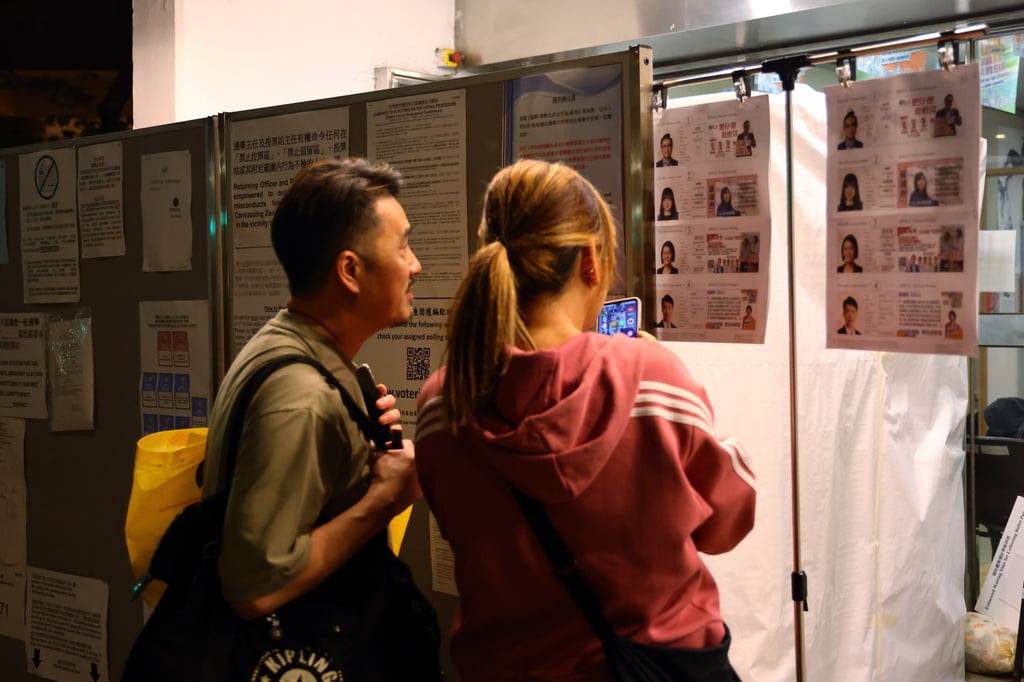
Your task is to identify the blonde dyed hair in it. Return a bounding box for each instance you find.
[441,159,617,432]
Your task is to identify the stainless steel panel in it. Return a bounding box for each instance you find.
[457,0,1024,76]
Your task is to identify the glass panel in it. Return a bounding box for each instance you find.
[977,31,1024,316]
[979,34,1024,171]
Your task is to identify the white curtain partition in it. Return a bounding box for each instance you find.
[664,86,967,681]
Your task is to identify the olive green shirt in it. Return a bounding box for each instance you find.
[204,310,372,602]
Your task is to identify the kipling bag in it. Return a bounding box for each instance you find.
[121,354,443,682]
[507,484,741,682]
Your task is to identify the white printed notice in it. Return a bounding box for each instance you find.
[19,148,80,303]
[0,160,8,264]
[651,95,772,343]
[428,512,458,597]
[77,141,125,258]
[0,313,47,419]
[140,150,192,272]
[0,417,27,566]
[511,65,625,296]
[0,564,26,642]
[25,567,108,682]
[47,315,95,432]
[367,90,467,300]
[357,303,448,422]
[825,64,981,354]
[138,300,211,436]
[976,495,1024,630]
[228,107,350,355]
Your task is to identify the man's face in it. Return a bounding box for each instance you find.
[945,95,954,108]
[660,138,673,160]
[843,116,857,140]
[843,303,858,328]
[358,196,422,330]
[661,300,673,322]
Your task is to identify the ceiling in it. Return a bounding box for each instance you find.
[0,0,131,71]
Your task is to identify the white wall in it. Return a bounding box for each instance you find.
[133,0,456,127]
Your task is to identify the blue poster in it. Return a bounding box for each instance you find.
[0,160,7,264]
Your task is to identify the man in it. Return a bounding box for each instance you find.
[655,293,676,328]
[837,110,864,150]
[736,120,756,157]
[203,159,431,671]
[837,295,861,335]
[656,132,679,167]
[934,94,963,136]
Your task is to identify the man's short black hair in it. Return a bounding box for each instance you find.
[270,158,403,297]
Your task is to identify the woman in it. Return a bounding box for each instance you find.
[837,234,863,273]
[657,240,678,275]
[945,310,963,338]
[716,186,741,217]
[837,173,863,211]
[658,186,679,221]
[909,172,939,207]
[415,159,755,681]
[741,305,755,330]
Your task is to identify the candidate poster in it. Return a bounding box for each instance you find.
[825,64,981,354]
[651,95,772,343]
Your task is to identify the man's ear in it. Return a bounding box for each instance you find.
[336,250,361,293]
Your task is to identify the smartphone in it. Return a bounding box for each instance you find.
[355,364,403,449]
[597,297,642,338]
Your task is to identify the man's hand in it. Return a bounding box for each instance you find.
[367,439,422,517]
[370,383,402,427]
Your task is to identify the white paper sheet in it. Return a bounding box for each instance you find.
[368,90,468,300]
[0,564,26,642]
[140,150,192,272]
[0,417,26,566]
[0,160,7,265]
[651,95,772,343]
[0,313,48,420]
[138,301,211,434]
[227,106,350,353]
[25,567,108,682]
[427,512,458,596]
[19,148,80,303]
[77,142,125,259]
[976,495,1024,630]
[824,64,981,354]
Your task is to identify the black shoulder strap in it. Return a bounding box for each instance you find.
[506,484,620,648]
[221,354,377,496]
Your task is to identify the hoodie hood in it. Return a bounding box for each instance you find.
[467,332,643,504]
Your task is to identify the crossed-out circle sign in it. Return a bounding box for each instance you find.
[35,155,59,199]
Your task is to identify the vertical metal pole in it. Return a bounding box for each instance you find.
[763,55,810,682]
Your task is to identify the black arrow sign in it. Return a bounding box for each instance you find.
[31,648,41,667]
[90,661,100,681]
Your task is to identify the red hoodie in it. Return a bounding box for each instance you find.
[415,332,756,681]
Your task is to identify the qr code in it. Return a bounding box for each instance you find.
[406,346,431,382]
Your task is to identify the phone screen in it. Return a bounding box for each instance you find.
[597,297,641,337]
